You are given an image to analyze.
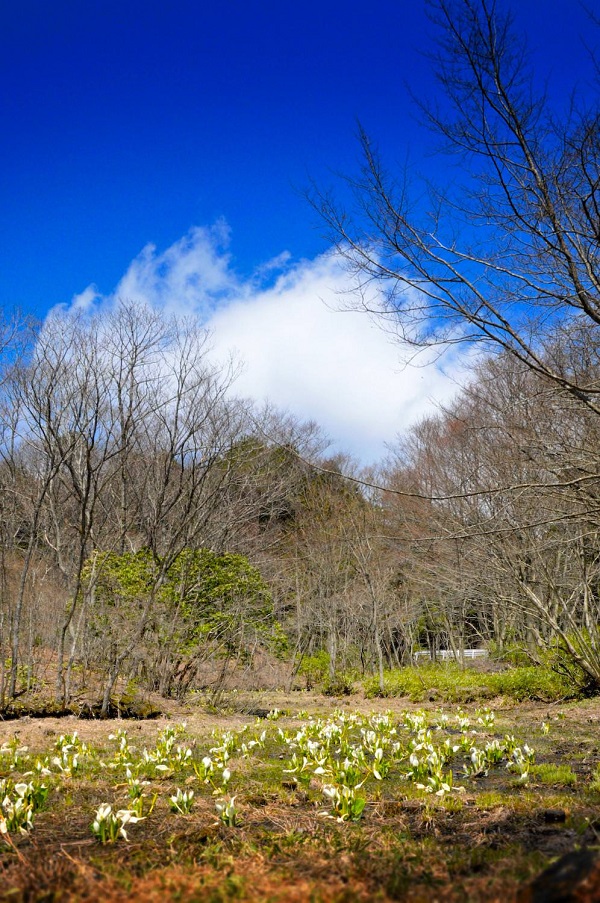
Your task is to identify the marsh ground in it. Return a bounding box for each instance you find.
[1,691,600,902]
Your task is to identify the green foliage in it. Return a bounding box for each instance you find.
[296,651,357,694]
[82,547,283,699]
[88,548,157,602]
[541,634,600,696]
[164,547,275,650]
[84,546,278,654]
[492,666,572,702]
[297,651,330,689]
[323,674,355,697]
[363,664,575,703]
[489,633,600,697]
[82,548,158,637]
[487,641,532,667]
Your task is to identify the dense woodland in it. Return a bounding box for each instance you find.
[3,0,600,711]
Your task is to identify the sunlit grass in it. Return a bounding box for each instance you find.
[363,663,574,702]
[529,763,577,786]
[0,701,597,900]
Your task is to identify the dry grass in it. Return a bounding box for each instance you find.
[0,694,599,901]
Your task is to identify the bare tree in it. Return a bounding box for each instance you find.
[314,0,600,411]
[381,341,600,686]
[309,0,600,685]
[0,316,101,701]
[88,307,243,712]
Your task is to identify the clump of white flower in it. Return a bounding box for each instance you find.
[91,804,143,842]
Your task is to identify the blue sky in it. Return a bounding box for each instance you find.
[1,1,596,462]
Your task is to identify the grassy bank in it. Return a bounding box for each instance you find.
[363,663,576,703]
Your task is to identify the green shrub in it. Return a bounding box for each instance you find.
[590,764,600,794]
[323,674,355,696]
[297,651,330,690]
[540,640,600,698]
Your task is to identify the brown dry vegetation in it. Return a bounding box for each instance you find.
[0,693,599,902]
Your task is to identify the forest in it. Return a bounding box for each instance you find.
[0,295,598,714]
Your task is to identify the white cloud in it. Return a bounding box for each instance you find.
[65,226,472,464]
[114,221,243,316]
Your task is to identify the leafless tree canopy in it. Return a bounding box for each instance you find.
[313,0,600,409]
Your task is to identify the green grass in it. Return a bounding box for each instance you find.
[475,791,505,809]
[529,763,577,786]
[589,764,600,794]
[363,663,574,702]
